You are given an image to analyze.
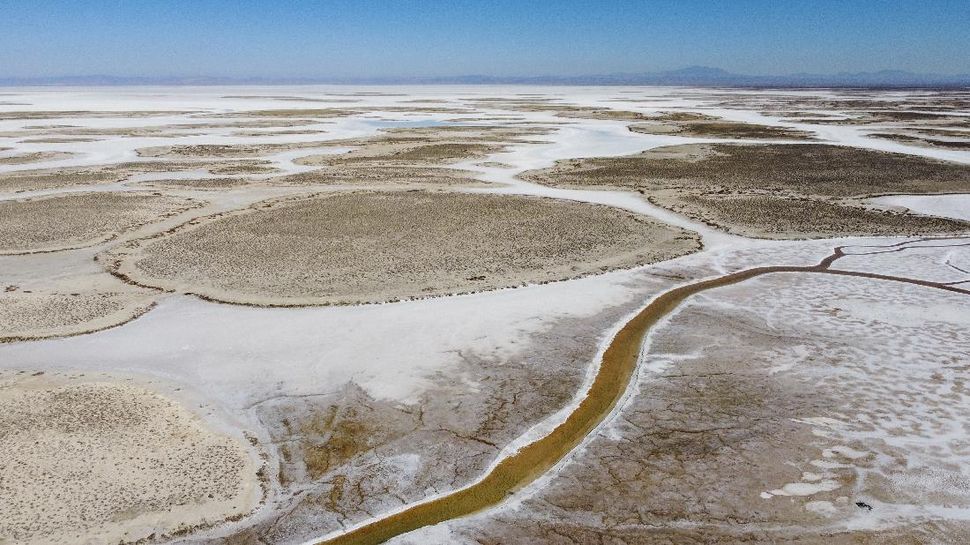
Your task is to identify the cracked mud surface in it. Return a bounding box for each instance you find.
[113,191,699,305]
[403,248,970,545]
[212,287,662,545]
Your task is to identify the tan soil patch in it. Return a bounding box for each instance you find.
[269,166,486,188]
[630,120,815,139]
[24,119,322,139]
[143,177,256,190]
[0,192,203,254]
[213,108,356,118]
[18,137,101,143]
[0,167,125,193]
[112,191,699,305]
[295,125,551,167]
[0,287,156,342]
[0,160,278,193]
[826,111,970,127]
[868,132,970,150]
[524,143,970,238]
[656,192,967,238]
[0,151,75,165]
[0,374,260,545]
[468,101,657,121]
[0,110,193,121]
[230,128,329,137]
[136,141,340,159]
[301,142,500,166]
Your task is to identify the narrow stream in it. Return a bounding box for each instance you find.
[314,241,970,545]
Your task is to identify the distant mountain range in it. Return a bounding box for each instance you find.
[2,66,969,87]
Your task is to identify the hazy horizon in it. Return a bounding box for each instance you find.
[2,0,969,80]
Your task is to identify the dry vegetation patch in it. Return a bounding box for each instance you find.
[666,193,965,238]
[466,100,657,121]
[0,110,193,121]
[0,374,259,545]
[0,287,156,342]
[142,177,257,190]
[113,191,698,305]
[630,119,815,139]
[523,143,970,238]
[30,119,324,139]
[301,142,499,166]
[0,192,203,254]
[0,166,125,193]
[136,140,340,159]
[270,166,485,188]
[18,137,101,143]
[0,160,278,193]
[296,125,551,167]
[214,108,356,118]
[868,132,970,150]
[0,150,75,165]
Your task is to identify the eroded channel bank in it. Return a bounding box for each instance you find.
[314,239,970,545]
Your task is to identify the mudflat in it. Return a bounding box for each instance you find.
[112,191,699,305]
[0,373,260,545]
[0,287,155,342]
[523,143,970,238]
[0,192,202,254]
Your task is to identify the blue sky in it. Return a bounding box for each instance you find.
[1,0,968,78]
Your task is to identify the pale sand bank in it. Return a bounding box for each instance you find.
[0,373,261,545]
[110,191,699,306]
[0,192,203,254]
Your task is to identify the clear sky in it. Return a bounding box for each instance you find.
[1,0,968,78]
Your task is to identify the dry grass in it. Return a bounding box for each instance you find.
[114,191,698,305]
[269,166,484,187]
[0,151,74,165]
[630,120,814,139]
[136,141,340,159]
[0,160,279,193]
[0,374,259,545]
[0,288,155,342]
[523,143,970,238]
[0,192,201,253]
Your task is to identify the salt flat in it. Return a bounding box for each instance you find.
[0,86,968,545]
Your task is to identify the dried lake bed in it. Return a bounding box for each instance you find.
[0,86,969,545]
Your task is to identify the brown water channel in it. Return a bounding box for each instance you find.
[318,242,970,545]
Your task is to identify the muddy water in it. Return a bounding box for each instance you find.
[315,240,970,545]
[315,265,816,545]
